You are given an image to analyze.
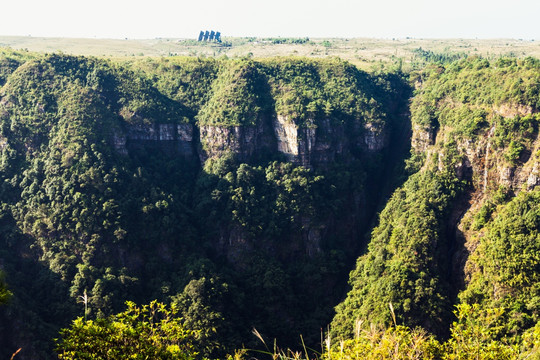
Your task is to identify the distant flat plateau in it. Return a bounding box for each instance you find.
[1,35,540,68]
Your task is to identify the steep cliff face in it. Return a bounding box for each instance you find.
[103,59,399,276]
[415,110,540,195]
[94,57,397,282]
[191,57,397,167]
[272,116,386,166]
[199,116,275,162]
[198,116,387,167]
[410,93,540,272]
[410,106,540,293]
[362,121,387,152]
[418,60,540,322]
[273,116,345,166]
[332,57,540,341]
[119,115,389,168]
[413,108,534,188]
[411,123,436,153]
[112,123,195,158]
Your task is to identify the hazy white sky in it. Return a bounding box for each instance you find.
[0,0,539,39]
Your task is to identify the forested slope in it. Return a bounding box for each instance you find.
[333,57,540,354]
[1,49,540,359]
[0,50,410,359]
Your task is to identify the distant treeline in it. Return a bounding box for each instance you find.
[260,37,311,45]
[412,47,468,63]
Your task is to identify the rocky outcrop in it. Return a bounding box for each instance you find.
[411,103,540,293]
[176,123,195,155]
[526,162,540,189]
[273,116,348,167]
[273,116,300,158]
[0,135,7,151]
[363,122,387,152]
[111,123,195,158]
[199,115,347,167]
[412,123,436,153]
[493,103,533,118]
[419,114,540,195]
[273,116,386,167]
[112,115,389,168]
[199,118,273,162]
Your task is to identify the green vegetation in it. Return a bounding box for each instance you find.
[128,57,219,117]
[412,47,468,65]
[0,51,406,358]
[332,166,465,338]
[56,300,538,359]
[260,57,386,126]
[461,189,540,338]
[0,48,540,360]
[56,301,200,360]
[262,37,311,45]
[0,271,11,305]
[197,59,271,126]
[333,55,540,358]
[411,57,540,132]
[327,303,535,360]
[130,57,391,128]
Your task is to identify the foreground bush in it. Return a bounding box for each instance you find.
[56,301,201,360]
[326,304,531,360]
[56,300,539,359]
[325,325,440,360]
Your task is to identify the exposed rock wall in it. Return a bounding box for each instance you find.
[411,103,540,300]
[199,117,274,162]
[526,162,540,189]
[273,116,348,167]
[111,123,195,158]
[113,115,388,168]
[363,122,387,152]
[411,123,436,153]
[0,135,7,151]
[109,114,389,265]
[272,117,386,167]
[273,115,300,159]
[416,111,539,195]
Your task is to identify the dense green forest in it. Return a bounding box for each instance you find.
[333,56,540,358]
[0,50,409,359]
[0,48,539,359]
